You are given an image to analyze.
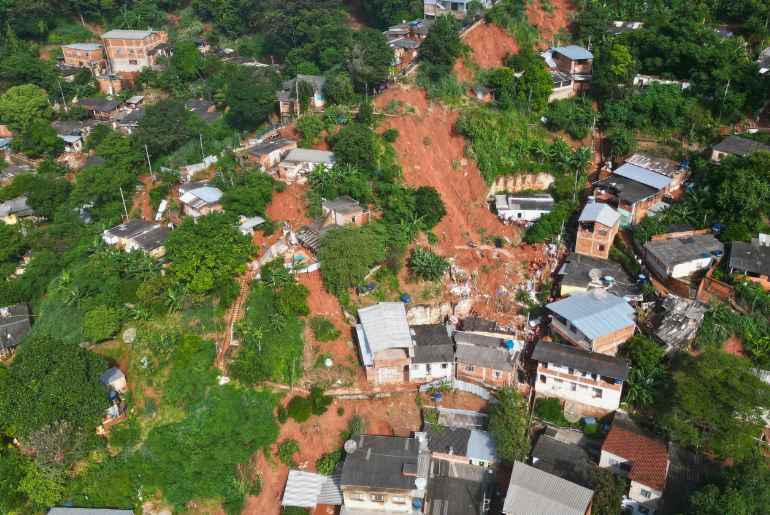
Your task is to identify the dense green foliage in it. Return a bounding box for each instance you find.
[319,225,387,295]
[488,387,530,463]
[409,246,450,281]
[619,336,668,409]
[590,468,627,515]
[287,396,313,422]
[687,456,770,515]
[310,316,341,342]
[544,97,595,140]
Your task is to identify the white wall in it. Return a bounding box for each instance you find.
[629,480,663,513]
[343,491,413,512]
[536,370,621,411]
[670,257,713,279]
[409,362,453,382]
[498,208,548,223]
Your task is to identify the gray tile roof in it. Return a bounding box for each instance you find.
[247,138,296,157]
[643,234,723,269]
[0,196,33,218]
[531,434,596,490]
[625,153,682,177]
[0,303,31,351]
[496,193,555,212]
[460,317,498,333]
[546,291,635,341]
[729,240,770,277]
[713,135,770,157]
[104,219,154,239]
[455,343,516,372]
[101,29,154,39]
[340,435,420,490]
[558,252,642,300]
[357,302,413,354]
[131,225,170,251]
[62,43,103,51]
[502,461,593,515]
[412,324,454,363]
[427,470,494,515]
[78,97,119,112]
[531,341,629,380]
[322,196,364,215]
[427,426,471,456]
[578,202,620,227]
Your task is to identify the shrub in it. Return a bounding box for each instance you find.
[534,397,570,426]
[315,449,343,475]
[287,396,312,422]
[342,415,365,441]
[83,305,122,342]
[309,386,332,416]
[310,316,341,342]
[277,439,300,467]
[382,128,399,143]
[337,406,345,416]
[277,404,288,424]
[409,247,449,281]
[544,97,594,140]
[297,115,325,147]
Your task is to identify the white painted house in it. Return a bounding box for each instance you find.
[494,193,554,223]
[408,324,454,383]
[277,148,334,183]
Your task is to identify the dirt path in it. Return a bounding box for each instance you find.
[216,267,256,372]
[131,176,155,221]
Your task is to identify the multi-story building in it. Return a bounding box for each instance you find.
[408,324,455,384]
[575,201,620,260]
[532,340,629,414]
[340,434,429,513]
[600,412,670,515]
[356,302,415,385]
[546,290,636,356]
[502,461,594,515]
[454,331,521,388]
[61,43,107,73]
[101,29,169,75]
[542,45,593,98]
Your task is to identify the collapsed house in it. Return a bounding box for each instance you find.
[653,295,707,353]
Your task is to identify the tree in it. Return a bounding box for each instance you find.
[0,335,107,439]
[297,115,325,147]
[360,0,422,27]
[688,456,770,515]
[12,119,63,158]
[333,123,378,170]
[504,48,554,113]
[590,467,627,515]
[165,212,254,294]
[134,99,195,157]
[660,349,770,461]
[225,67,276,130]
[419,15,463,70]
[593,42,635,99]
[319,224,387,295]
[83,305,122,342]
[0,84,52,130]
[323,71,355,105]
[218,169,278,216]
[409,246,449,280]
[414,186,446,229]
[488,387,529,463]
[347,28,393,90]
[620,336,668,409]
[171,40,203,81]
[605,127,636,160]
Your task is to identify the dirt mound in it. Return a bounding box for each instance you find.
[266,183,311,227]
[527,0,575,45]
[456,22,520,81]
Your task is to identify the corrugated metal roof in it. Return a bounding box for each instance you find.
[613,163,672,190]
[467,430,496,462]
[531,340,629,379]
[553,45,593,60]
[546,291,635,340]
[502,461,593,515]
[63,43,102,51]
[357,302,412,354]
[578,202,620,227]
[355,324,373,367]
[101,29,154,39]
[281,470,342,508]
[181,186,222,206]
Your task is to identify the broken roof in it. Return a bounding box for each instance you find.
[357,302,413,354]
[546,291,635,340]
[78,97,119,112]
[434,407,488,430]
[654,295,707,352]
[131,225,170,251]
[625,153,682,177]
[644,234,724,269]
[558,252,641,300]
[729,240,770,277]
[428,425,471,456]
[340,435,421,490]
[532,341,629,380]
[594,173,659,204]
[502,461,593,515]
[578,202,620,227]
[0,303,31,351]
[411,324,454,363]
[602,412,669,491]
[460,316,499,333]
[713,135,770,157]
[612,162,672,190]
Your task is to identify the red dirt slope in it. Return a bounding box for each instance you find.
[527,0,575,45]
[456,22,519,81]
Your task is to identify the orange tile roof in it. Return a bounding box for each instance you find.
[602,416,669,491]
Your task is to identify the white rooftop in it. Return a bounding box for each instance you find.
[579,202,620,227]
[101,29,155,40]
[63,43,103,51]
[357,302,413,354]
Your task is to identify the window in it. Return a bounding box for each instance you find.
[542,362,548,369]
[466,365,475,372]
[598,244,606,251]
[392,496,406,504]
[593,388,603,398]
[539,374,547,383]
[350,493,365,501]
[517,212,522,219]
[129,59,138,65]
[569,382,577,392]
[640,489,652,499]
[568,367,574,375]
[371,494,385,503]
[493,371,502,379]
[591,373,598,380]
[441,363,448,369]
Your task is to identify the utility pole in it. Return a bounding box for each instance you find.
[56,79,68,113]
[119,186,129,220]
[295,78,300,118]
[199,133,204,160]
[144,144,156,182]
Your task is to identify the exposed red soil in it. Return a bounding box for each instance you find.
[456,22,520,82]
[722,335,748,357]
[266,183,312,227]
[243,391,487,515]
[131,175,155,221]
[527,0,575,46]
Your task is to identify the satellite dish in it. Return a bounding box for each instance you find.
[414,477,428,490]
[344,440,358,454]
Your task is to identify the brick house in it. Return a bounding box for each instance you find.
[594,154,690,226]
[240,138,297,171]
[575,201,620,260]
[356,302,414,385]
[101,29,169,75]
[61,43,107,73]
[321,196,369,227]
[600,412,669,515]
[178,184,224,219]
[454,331,521,387]
[542,45,593,96]
[710,135,770,163]
[546,290,636,356]
[102,219,170,258]
[408,324,454,384]
[77,98,120,120]
[532,340,629,414]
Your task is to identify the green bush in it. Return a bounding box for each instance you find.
[544,97,594,140]
[277,404,288,424]
[287,396,313,422]
[297,115,325,147]
[409,247,449,281]
[315,449,342,475]
[534,397,571,427]
[382,128,399,142]
[108,417,141,449]
[277,439,300,467]
[310,316,341,342]
[83,305,122,342]
[309,386,333,416]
